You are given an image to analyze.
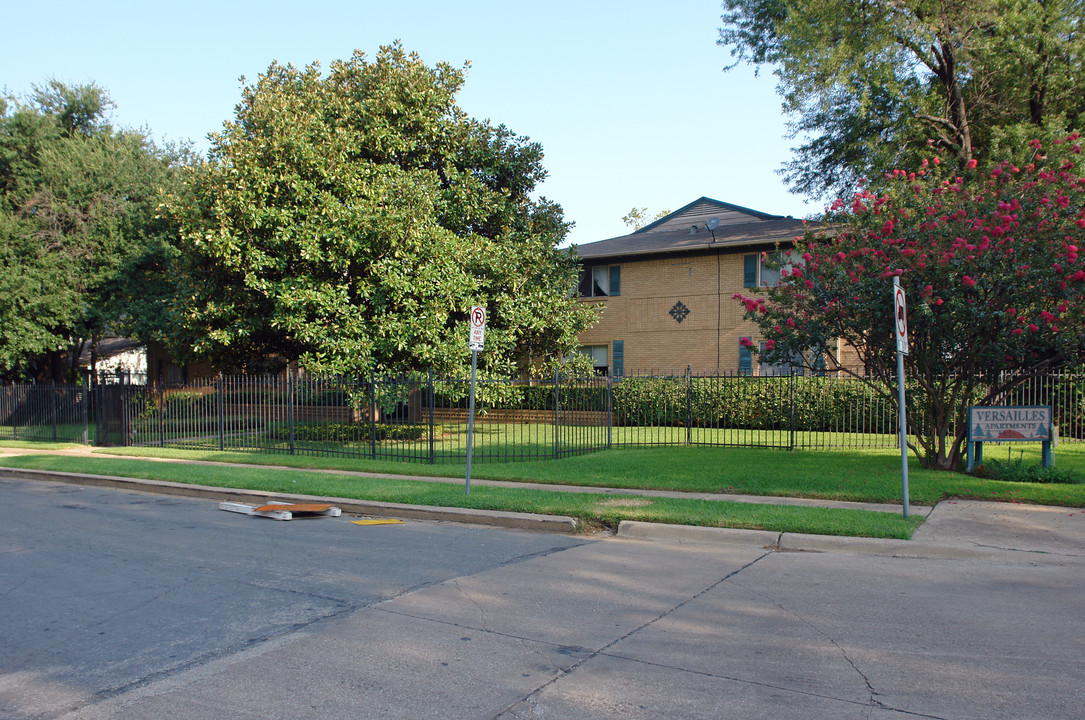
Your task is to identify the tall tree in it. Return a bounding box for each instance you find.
[167,44,597,376]
[621,207,671,230]
[719,0,1085,198]
[0,81,189,380]
[734,135,1085,470]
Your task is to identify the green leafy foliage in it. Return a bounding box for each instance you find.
[266,421,427,443]
[613,375,884,430]
[974,456,1081,484]
[166,44,597,377]
[0,81,191,380]
[719,0,1085,198]
[735,135,1085,469]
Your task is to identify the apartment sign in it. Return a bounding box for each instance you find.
[968,406,1052,442]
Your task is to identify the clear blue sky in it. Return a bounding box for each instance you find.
[2,0,816,246]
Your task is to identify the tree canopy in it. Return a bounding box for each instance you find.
[621,207,670,231]
[0,81,189,380]
[734,135,1085,469]
[719,0,1085,198]
[167,44,596,376]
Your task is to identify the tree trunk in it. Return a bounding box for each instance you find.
[938,37,973,161]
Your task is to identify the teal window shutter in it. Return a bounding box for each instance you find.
[739,339,752,375]
[743,255,758,288]
[609,265,621,296]
[612,340,624,377]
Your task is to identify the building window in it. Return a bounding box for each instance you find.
[759,342,803,376]
[579,265,620,297]
[578,345,609,375]
[743,251,798,288]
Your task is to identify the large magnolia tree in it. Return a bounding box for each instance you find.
[167,44,596,376]
[735,134,1085,470]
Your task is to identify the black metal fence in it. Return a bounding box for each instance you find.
[61,370,613,463]
[0,381,89,444]
[2,368,1082,463]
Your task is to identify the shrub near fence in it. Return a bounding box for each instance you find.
[611,372,899,449]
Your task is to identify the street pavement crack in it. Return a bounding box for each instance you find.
[451,577,489,631]
[721,575,957,718]
[490,550,775,719]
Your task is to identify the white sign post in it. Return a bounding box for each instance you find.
[465,306,487,493]
[893,277,910,518]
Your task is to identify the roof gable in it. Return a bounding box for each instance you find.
[636,196,782,234]
[574,197,811,262]
[576,217,811,261]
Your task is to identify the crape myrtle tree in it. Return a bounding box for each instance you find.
[0,81,189,381]
[719,0,1085,199]
[734,135,1085,470]
[167,44,597,377]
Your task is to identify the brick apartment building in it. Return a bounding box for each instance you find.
[574,197,821,376]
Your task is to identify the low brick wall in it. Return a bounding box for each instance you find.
[218,404,607,426]
[224,405,380,423]
[427,408,608,426]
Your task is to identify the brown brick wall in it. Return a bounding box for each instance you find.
[578,251,768,373]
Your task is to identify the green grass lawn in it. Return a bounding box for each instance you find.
[2,437,1081,539]
[0,452,923,539]
[62,439,1085,508]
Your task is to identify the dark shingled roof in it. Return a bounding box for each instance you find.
[574,217,814,261]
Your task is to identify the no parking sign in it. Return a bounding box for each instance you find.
[893,282,908,355]
[468,306,486,351]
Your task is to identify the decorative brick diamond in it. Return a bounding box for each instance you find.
[669,301,690,323]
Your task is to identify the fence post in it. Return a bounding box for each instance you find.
[789,369,796,451]
[121,371,131,447]
[607,375,613,450]
[158,373,163,446]
[553,367,560,459]
[287,368,295,455]
[427,368,435,464]
[217,372,225,452]
[685,366,693,446]
[369,373,377,460]
[81,373,89,445]
[51,380,58,442]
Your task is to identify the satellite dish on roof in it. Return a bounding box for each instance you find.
[705,216,719,242]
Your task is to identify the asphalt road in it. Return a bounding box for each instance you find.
[2,476,1083,719]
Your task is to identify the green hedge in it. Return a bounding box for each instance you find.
[613,375,895,432]
[266,421,426,444]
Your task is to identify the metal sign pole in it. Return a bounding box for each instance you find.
[897,341,910,519]
[893,277,910,519]
[464,306,487,495]
[465,349,478,494]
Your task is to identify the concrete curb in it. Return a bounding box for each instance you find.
[617,520,779,548]
[1,467,579,534]
[616,520,1014,560]
[8,465,1027,559]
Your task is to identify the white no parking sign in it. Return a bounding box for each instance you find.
[468,306,486,351]
[894,282,909,355]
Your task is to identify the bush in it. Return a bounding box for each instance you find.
[973,457,1080,484]
[266,421,426,444]
[613,374,896,432]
